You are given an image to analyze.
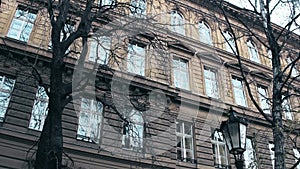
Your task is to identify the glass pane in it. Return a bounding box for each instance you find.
[185,137,193,149]
[177,136,182,148]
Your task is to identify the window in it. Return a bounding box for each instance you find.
[176,120,194,163]
[199,21,212,45]
[130,0,146,17]
[7,8,36,42]
[77,98,103,143]
[49,24,75,50]
[244,138,257,169]
[286,57,299,77]
[99,0,114,6]
[29,86,49,131]
[257,86,270,114]
[232,77,247,107]
[89,36,111,64]
[170,11,185,35]
[269,143,275,169]
[247,40,260,63]
[122,109,144,150]
[293,148,300,169]
[204,67,219,98]
[173,58,189,90]
[212,130,229,168]
[224,31,236,54]
[282,95,293,120]
[0,76,15,122]
[127,44,145,76]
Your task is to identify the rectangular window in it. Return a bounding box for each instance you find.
[204,67,219,98]
[122,109,144,150]
[77,98,103,143]
[244,138,257,169]
[176,120,194,163]
[286,58,299,77]
[269,143,275,169]
[0,76,15,122]
[7,8,36,42]
[293,148,300,169]
[282,95,293,120]
[173,58,189,90]
[89,36,111,64]
[127,44,145,76]
[29,86,49,131]
[232,77,247,107]
[257,86,270,114]
[212,130,229,168]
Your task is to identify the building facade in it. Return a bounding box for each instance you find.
[0,0,299,168]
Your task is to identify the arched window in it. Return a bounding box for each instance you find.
[122,109,144,150]
[199,21,212,45]
[247,40,260,63]
[224,31,236,54]
[171,11,185,35]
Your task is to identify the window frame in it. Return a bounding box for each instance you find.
[29,86,49,131]
[257,85,271,114]
[77,98,104,144]
[247,40,260,63]
[0,75,15,122]
[244,138,257,169]
[269,142,275,169]
[176,120,195,163]
[122,109,144,151]
[293,148,300,169]
[89,36,111,64]
[231,76,247,107]
[199,21,212,45]
[170,10,185,35]
[223,31,236,54]
[173,57,190,90]
[203,67,219,98]
[211,130,229,168]
[127,43,146,76]
[7,8,37,42]
[282,95,293,120]
[286,57,299,77]
[130,0,147,17]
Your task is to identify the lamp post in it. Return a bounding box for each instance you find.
[220,107,248,169]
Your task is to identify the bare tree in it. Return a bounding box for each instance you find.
[212,0,300,168]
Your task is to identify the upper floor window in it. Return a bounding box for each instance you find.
[7,8,37,42]
[0,76,15,122]
[232,77,247,107]
[212,130,229,168]
[89,36,111,64]
[257,86,270,114]
[130,0,146,17]
[204,67,219,98]
[77,98,103,143]
[170,11,185,35]
[244,138,257,169]
[29,86,49,131]
[282,95,293,120]
[173,57,189,90]
[127,44,145,76]
[199,21,212,45]
[176,120,194,163]
[247,40,260,63]
[286,57,299,77]
[269,143,275,169]
[293,148,300,169]
[122,109,144,150]
[224,31,236,54]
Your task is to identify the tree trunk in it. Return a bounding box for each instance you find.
[35,48,64,169]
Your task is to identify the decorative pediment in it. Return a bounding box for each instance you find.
[168,41,195,55]
[196,52,224,64]
[250,71,272,81]
[225,61,250,72]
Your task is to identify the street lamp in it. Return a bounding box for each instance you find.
[220,107,248,169]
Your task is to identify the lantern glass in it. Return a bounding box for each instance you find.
[239,123,247,150]
[221,122,232,152]
[228,122,239,151]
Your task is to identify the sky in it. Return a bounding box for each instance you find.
[227,0,300,34]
